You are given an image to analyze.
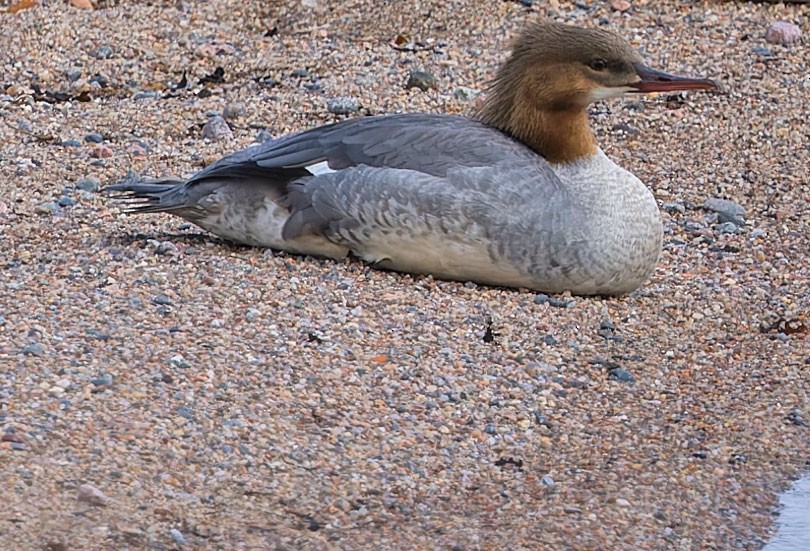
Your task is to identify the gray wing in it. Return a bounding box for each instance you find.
[187,114,548,184]
[282,161,588,281]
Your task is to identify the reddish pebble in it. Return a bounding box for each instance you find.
[1,432,25,443]
[610,0,631,12]
[90,145,114,158]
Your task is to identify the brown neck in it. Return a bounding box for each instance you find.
[506,106,597,164]
[476,65,598,164]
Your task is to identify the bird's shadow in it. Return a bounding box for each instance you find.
[108,230,250,250]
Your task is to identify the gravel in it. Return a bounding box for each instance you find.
[1,0,808,549]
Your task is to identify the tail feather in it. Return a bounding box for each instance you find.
[104,179,189,214]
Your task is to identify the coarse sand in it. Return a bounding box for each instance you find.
[0,0,808,549]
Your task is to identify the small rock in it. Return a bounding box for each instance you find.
[534,411,552,426]
[406,70,439,91]
[534,293,574,308]
[327,96,360,115]
[609,367,635,383]
[58,196,76,208]
[127,141,149,160]
[77,483,109,506]
[703,197,745,226]
[147,239,180,256]
[61,139,82,147]
[151,294,172,305]
[22,343,44,356]
[752,46,772,57]
[615,498,631,507]
[75,177,100,192]
[93,45,114,59]
[611,122,640,135]
[90,145,114,159]
[610,0,631,12]
[35,201,59,214]
[66,69,82,82]
[662,202,685,214]
[132,90,160,100]
[222,102,246,120]
[765,22,802,46]
[84,132,104,143]
[2,431,25,444]
[245,308,261,322]
[715,222,741,234]
[169,528,188,547]
[201,115,233,141]
[749,228,766,239]
[169,355,191,369]
[91,374,114,386]
[291,68,310,78]
[255,129,274,143]
[541,475,555,486]
[89,74,109,88]
[453,86,480,102]
[787,408,805,427]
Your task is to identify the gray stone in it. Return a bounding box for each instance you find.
[327,96,360,115]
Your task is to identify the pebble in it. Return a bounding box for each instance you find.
[406,70,439,91]
[765,22,802,46]
[610,0,631,12]
[169,355,191,369]
[703,197,746,225]
[34,201,59,214]
[611,122,640,135]
[534,293,575,308]
[715,222,741,234]
[453,86,480,102]
[201,115,233,141]
[222,102,246,120]
[91,374,114,386]
[84,133,104,143]
[90,145,113,159]
[327,96,360,115]
[169,528,188,547]
[93,45,114,59]
[75,176,100,192]
[609,367,636,383]
[57,196,76,207]
[77,483,109,506]
[21,343,44,356]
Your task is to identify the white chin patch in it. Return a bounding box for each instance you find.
[305,160,336,175]
[590,86,635,101]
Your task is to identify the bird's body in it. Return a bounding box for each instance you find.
[108,21,715,295]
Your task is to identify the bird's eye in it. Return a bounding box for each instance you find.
[589,58,608,71]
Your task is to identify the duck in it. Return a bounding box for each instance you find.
[107,20,716,296]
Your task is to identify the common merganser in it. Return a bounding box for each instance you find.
[107,20,716,295]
